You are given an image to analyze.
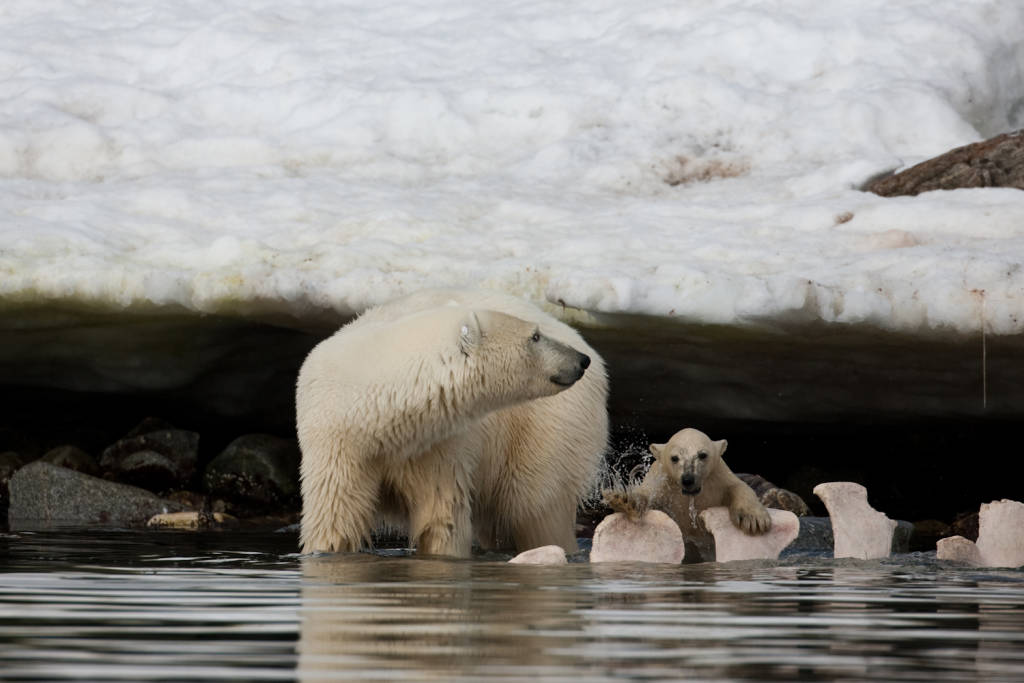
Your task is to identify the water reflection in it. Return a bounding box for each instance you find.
[298,555,1024,681]
[1,531,1023,681]
[299,554,587,680]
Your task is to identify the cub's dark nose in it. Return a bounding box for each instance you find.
[681,474,695,489]
[579,353,591,370]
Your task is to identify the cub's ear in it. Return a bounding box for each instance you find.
[648,443,665,458]
[458,312,482,355]
[714,438,728,456]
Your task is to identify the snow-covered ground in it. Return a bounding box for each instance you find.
[2,0,1023,335]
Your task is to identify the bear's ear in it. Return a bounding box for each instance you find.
[649,443,664,458]
[714,439,728,456]
[458,312,482,355]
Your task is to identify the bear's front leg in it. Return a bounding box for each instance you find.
[407,486,472,557]
[727,485,772,536]
[398,441,475,558]
[299,442,380,553]
[602,486,651,522]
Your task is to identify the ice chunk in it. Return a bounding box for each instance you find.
[590,510,685,564]
[813,481,896,559]
[699,507,800,562]
[508,545,568,565]
[937,499,1024,568]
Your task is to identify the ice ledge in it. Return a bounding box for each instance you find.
[1,302,1022,429]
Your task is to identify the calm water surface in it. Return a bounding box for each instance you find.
[1,529,1023,681]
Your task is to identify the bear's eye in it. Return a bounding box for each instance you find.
[697,451,708,460]
[530,330,541,342]
[670,455,679,463]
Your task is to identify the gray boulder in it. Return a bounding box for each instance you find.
[8,461,187,528]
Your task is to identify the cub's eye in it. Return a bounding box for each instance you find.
[670,455,679,463]
[697,451,708,460]
[531,330,541,342]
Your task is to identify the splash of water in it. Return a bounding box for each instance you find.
[688,497,698,527]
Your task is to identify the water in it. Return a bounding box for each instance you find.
[2,529,1024,681]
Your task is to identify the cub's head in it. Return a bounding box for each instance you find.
[649,428,726,496]
[458,309,591,400]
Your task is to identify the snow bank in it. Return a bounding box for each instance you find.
[1,1,1023,334]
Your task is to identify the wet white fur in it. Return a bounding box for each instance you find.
[639,427,771,541]
[296,289,608,556]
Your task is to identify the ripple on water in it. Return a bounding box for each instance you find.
[1,530,1023,681]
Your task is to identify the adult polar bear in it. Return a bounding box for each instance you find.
[297,289,608,557]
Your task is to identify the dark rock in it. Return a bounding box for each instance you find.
[101,428,199,491]
[123,417,176,439]
[8,461,187,528]
[40,445,99,477]
[1,451,27,510]
[950,510,979,542]
[892,520,914,553]
[866,129,1024,196]
[911,519,951,552]
[164,490,205,510]
[787,516,834,553]
[0,428,40,461]
[203,434,300,511]
[117,450,179,491]
[783,516,913,554]
[736,473,812,516]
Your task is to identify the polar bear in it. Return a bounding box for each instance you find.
[297,289,608,557]
[605,427,770,561]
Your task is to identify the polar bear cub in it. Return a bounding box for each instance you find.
[606,427,770,560]
[296,289,608,557]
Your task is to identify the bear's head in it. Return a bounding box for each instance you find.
[649,428,726,496]
[459,309,591,401]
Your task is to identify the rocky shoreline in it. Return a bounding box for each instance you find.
[2,418,301,531]
[1,415,981,556]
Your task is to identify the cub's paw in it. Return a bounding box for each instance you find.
[731,502,772,536]
[602,487,650,522]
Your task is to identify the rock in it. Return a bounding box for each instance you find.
[866,129,1024,196]
[0,428,40,461]
[1,451,27,510]
[911,519,951,552]
[123,417,176,438]
[950,509,980,542]
[892,520,914,554]
[203,434,300,510]
[814,482,897,560]
[8,461,187,527]
[938,499,1024,568]
[40,445,99,476]
[146,511,237,529]
[700,507,800,562]
[118,450,179,487]
[101,428,199,491]
[784,516,912,555]
[787,516,834,552]
[165,490,206,509]
[590,510,685,564]
[508,545,568,565]
[936,535,984,566]
[735,473,811,516]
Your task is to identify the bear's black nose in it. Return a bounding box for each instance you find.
[681,475,695,488]
[579,353,591,370]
